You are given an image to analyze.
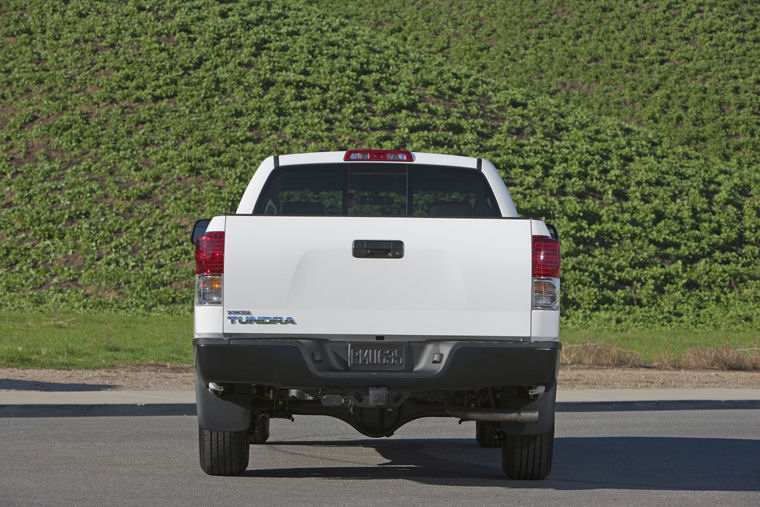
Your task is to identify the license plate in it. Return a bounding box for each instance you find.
[348,343,406,371]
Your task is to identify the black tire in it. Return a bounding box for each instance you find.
[475,421,500,448]
[249,414,270,444]
[501,426,554,480]
[198,426,249,476]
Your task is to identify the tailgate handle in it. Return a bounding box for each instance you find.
[352,240,404,259]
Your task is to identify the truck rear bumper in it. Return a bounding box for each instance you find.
[194,338,561,391]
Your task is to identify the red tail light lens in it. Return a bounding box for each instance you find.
[344,150,413,162]
[195,232,225,274]
[532,236,560,278]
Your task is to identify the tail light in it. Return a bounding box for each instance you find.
[532,235,560,310]
[195,232,224,305]
[195,232,224,274]
[532,236,560,278]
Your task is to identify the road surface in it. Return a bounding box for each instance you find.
[1,406,758,505]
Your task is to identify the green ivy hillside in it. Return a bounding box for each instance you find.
[1,0,758,331]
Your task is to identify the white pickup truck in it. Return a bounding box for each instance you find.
[191,150,561,479]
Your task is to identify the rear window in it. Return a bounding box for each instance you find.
[253,163,501,217]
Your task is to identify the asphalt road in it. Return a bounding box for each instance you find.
[1,409,758,506]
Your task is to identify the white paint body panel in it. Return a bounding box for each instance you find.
[197,151,559,341]
[531,308,560,339]
[223,216,532,337]
[194,304,224,337]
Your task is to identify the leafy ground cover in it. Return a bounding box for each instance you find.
[0,0,758,363]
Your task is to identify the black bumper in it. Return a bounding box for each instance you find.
[194,338,561,391]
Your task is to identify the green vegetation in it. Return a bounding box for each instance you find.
[1,0,758,365]
[562,327,759,367]
[1,312,755,370]
[339,0,760,331]
[0,312,190,368]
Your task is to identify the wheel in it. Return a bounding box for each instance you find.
[475,421,500,448]
[198,425,249,476]
[249,414,270,444]
[501,426,554,480]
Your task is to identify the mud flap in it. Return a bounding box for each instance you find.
[195,377,251,432]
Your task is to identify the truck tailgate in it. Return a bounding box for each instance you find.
[223,216,532,338]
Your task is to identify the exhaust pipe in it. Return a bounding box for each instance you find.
[446,406,539,423]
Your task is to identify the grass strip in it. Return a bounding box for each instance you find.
[562,328,760,370]
[0,312,191,369]
[1,312,757,370]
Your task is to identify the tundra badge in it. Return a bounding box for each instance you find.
[226,310,296,325]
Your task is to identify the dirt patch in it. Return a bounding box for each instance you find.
[0,364,194,391]
[1,364,759,391]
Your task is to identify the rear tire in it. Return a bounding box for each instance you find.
[475,421,500,448]
[501,426,554,480]
[198,426,249,476]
